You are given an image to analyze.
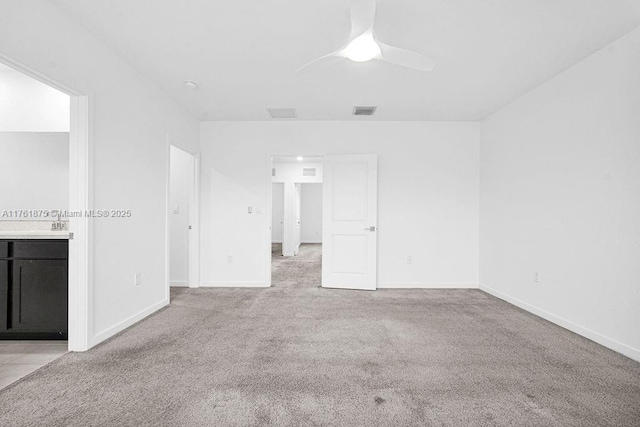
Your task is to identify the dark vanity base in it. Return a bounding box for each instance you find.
[0,239,68,339]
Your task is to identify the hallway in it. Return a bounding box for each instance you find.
[271,243,322,288]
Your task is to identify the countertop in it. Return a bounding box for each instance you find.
[0,221,72,240]
[0,231,71,239]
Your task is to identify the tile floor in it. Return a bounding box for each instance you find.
[0,341,67,390]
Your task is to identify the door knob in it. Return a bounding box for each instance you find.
[365,226,376,232]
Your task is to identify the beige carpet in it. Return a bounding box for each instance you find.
[0,287,639,426]
[271,243,321,288]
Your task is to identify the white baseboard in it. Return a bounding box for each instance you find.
[480,284,640,363]
[301,240,322,244]
[377,282,479,289]
[91,298,169,347]
[200,281,269,288]
[170,281,188,287]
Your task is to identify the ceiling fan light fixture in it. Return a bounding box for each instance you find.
[343,33,380,62]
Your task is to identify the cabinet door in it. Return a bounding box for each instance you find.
[11,260,67,333]
[0,260,7,332]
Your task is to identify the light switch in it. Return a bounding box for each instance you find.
[173,205,180,214]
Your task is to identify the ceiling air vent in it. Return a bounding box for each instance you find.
[353,106,377,116]
[267,108,297,119]
[302,168,316,177]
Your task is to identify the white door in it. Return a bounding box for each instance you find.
[169,146,195,287]
[294,183,302,254]
[322,154,377,290]
[271,183,284,247]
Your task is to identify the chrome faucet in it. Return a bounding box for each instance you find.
[51,211,68,231]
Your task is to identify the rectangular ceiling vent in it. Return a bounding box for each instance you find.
[302,168,316,177]
[267,108,297,119]
[353,106,377,116]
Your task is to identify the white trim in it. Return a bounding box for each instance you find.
[266,154,274,287]
[378,282,479,289]
[0,53,81,96]
[200,281,269,288]
[480,284,640,363]
[92,298,169,345]
[0,54,93,352]
[166,137,201,300]
[68,95,93,352]
[170,281,189,287]
[300,240,322,244]
[191,152,201,288]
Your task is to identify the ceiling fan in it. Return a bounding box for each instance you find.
[295,0,437,74]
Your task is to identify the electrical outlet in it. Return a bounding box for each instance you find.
[227,255,233,264]
[533,272,540,284]
[248,206,253,214]
[407,256,413,265]
[135,273,142,286]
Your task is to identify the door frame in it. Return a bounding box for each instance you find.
[166,137,201,295]
[271,182,285,247]
[265,153,323,287]
[0,54,93,351]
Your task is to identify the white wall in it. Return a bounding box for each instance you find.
[272,162,324,183]
[0,1,200,347]
[271,183,284,244]
[0,132,69,217]
[300,183,322,244]
[480,27,640,361]
[169,146,193,286]
[200,121,479,288]
[0,63,69,132]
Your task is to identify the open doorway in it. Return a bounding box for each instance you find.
[0,61,70,348]
[0,56,91,387]
[167,140,199,293]
[270,156,323,288]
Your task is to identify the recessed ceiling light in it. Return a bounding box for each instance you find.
[296,156,304,161]
[184,80,198,89]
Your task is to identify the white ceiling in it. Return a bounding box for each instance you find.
[50,0,640,121]
[0,63,70,132]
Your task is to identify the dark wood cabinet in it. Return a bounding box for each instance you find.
[0,239,68,339]
[0,260,7,332]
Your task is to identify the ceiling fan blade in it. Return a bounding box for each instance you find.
[377,41,437,72]
[349,0,377,39]
[294,49,347,75]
